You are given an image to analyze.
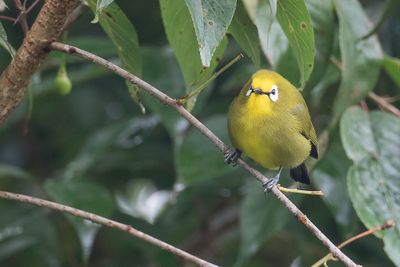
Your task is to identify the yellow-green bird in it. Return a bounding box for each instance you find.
[225,69,318,191]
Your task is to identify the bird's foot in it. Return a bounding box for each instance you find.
[224,149,242,166]
[262,168,282,193]
[263,177,279,193]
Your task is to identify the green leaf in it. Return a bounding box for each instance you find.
[64,116,161,179]
[383,55,400,88]
[0,164,32,181]
[0,204,58,265]
[341,106,400,266]
[313,130,352,226]
[242,0,274,66]
[228,1,260,66]
[87,0,143,112]
[305,0,335,89]
[276,0,315,88]
[268,0,277,17]
[340,106,377,163]
[141,47,185,136]
[92,0,115,23]
[236,180,292,266]
[97,0,114,10]
[160,0,227,110]
[184,0,237,67]
[332,0,383,121]
[310,62,340,107]
[176,115,234,185]
[0,22,16,57]
[45,180,114,263]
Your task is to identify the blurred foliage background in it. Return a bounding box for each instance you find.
[0,0,399,266]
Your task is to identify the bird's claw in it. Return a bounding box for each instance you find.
[224,149,242,166]
[263,177,279,193]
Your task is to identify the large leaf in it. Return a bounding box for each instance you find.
[228,0,260,66]
[264,20,288,68]
[305,0,335,89]
[45,180,114,263]
[140,47,185,136]
[340,106,400,266]
[236,180,292,266]
[87,0,143,112]
[92,0,115,23]
[0,203,58,266]
[332,0,383,121]
[63,116,161,180]
[184,0,237,67]
[176,115,235,185]
[276,0,315,88]
[242,0,275,66]
[160,0,227,110]
[313,130,352,226]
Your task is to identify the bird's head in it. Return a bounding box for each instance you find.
[239,70,287,115]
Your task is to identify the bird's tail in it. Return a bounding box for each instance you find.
[289,163,310,185]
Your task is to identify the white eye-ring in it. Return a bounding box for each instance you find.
[268,84,279,102]
[246,87,253,97]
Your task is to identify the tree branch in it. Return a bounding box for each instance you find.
[48,41,360,267]
[0,190,218,267]
[312,220,395,267]
[0,0,80,124]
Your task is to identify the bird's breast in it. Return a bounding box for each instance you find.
[228,103,310,169]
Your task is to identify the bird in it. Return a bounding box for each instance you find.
[225,69,318,191]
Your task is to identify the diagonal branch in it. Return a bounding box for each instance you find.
[49,41,360,267]
[0,190,218,267]
[0,0,80,124]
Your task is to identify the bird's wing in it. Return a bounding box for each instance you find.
[290,103,318,159]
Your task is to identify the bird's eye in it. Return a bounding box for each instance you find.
[268,85,279,102]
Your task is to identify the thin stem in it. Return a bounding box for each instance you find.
[49,41,360,267]
[277,185,324,196]
[26,0,41,14]
[330,55,400,118]
[13,0,29,34]
[0,15,17,23]
[0,190,218,267]
[179,53,244,103]
[311,220,395,267]
[368,92,400,117]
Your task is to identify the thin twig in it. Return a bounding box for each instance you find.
[179,53,244,104]
[311,220,395,267]
[277,185,324,196]
[0,190,218,267]
[0,15,17,23]
[25,0,41,14]
[368,92,400,117]
[50,41,360,267]
[13,0,29,34]
[330,55,400,118]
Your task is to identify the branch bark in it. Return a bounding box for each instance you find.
[0,0,80,124]
[49,42,360,267]
[0,190,218,267]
